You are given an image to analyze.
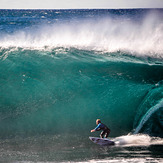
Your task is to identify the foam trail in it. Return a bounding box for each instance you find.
[114,134,163,146]
[0,12,163,58]
[134,99,163,134]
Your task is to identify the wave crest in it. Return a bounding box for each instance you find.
[0,12,163,59]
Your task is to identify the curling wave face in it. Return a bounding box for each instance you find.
[0,9,163,139]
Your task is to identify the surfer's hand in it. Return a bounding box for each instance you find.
[91,129,95,132]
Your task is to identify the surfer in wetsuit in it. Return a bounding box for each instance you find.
[91,119,110,138]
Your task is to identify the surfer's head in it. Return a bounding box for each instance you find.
[96,119,101,124]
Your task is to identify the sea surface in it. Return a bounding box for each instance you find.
[0,9,163,162]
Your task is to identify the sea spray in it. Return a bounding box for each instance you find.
[0,10,163,57]
[0,9,163,162]
[114,134,163,146]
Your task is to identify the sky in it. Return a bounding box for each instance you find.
[0,0,163,9]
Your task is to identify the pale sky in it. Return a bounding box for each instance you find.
[0,0,163,9]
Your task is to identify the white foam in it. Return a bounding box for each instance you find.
[16,158,163,163]
[113,134,163,146]
[87,158,163,163]
[0,12,163,58]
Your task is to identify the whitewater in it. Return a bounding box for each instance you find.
[0,9,163,57]
[0,9,163,162]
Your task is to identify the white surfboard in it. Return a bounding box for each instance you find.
[89,137,115,146]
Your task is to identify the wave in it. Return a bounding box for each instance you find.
[0,11,163,59]
[133,82,163,137]
[0,10,163,140]
[0,47,163,138]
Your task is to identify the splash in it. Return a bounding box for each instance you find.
[0,11,163,58]
[114,134,163,146]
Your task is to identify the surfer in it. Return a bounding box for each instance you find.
[91,119,110,138]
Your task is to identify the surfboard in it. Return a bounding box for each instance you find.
[89,137,115,146]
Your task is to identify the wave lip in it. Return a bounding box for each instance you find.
[133,83,163,137]
[0,11,163,59]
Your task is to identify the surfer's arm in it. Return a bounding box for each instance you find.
[91,124,101,132]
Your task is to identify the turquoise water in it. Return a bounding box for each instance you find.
[0,48,163,137]
[0,9,163,162]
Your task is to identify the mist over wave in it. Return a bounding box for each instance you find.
[0,9,163,162]
[0,11,163,59]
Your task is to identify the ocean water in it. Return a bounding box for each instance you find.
[0,9,163,162]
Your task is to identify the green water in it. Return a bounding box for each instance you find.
[0,48,163,162]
